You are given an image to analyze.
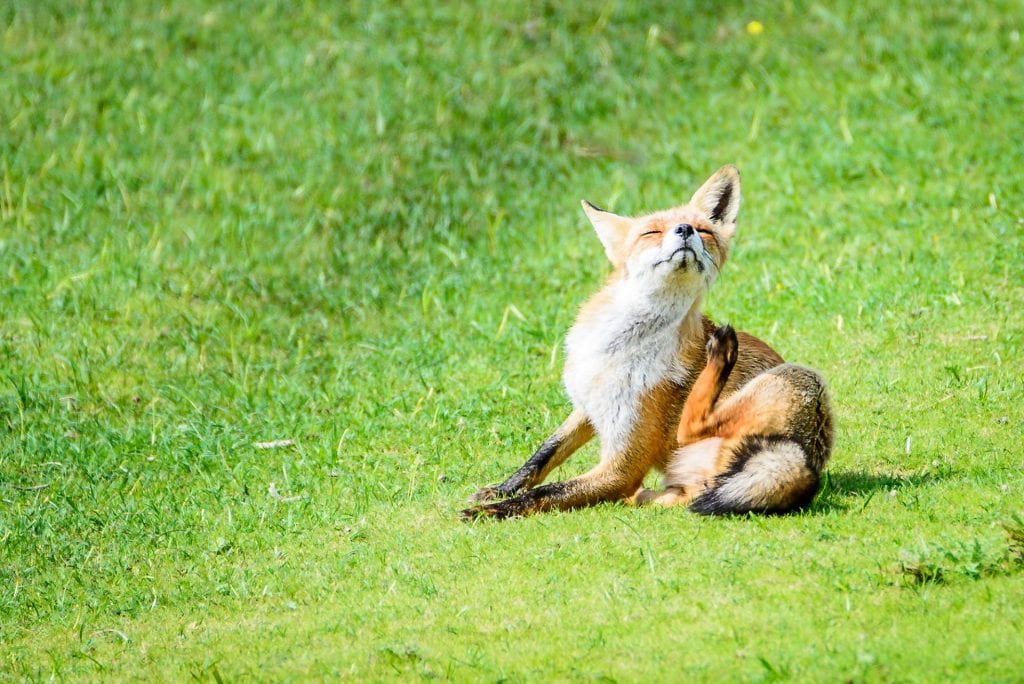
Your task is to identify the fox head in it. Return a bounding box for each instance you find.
[581,165,740,298]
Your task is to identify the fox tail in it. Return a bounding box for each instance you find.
[683,436,820,515]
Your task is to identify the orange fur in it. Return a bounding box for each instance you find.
[656,325,833,515]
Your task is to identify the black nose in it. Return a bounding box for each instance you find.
[675,223,694,237]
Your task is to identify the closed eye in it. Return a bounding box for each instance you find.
[695,227,713,236]
[640,230,662,237]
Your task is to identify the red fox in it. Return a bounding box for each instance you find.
[462,166,833,520]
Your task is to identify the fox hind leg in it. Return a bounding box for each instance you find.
[678,325,738,446]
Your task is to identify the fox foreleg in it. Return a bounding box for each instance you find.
[462,461,640,520]
[469,409,594,503]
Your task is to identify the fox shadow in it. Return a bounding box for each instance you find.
[808,469,950,514]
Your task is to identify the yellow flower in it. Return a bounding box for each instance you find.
[746,20,764,36]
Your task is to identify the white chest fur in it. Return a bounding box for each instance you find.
[563,285,693,454]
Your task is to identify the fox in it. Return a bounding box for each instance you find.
[461,165,833,520]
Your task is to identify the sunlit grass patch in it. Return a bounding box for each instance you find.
[2,0,1023,680]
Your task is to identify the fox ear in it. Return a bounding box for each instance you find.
[581,200,631,264]
[690,165,741,228]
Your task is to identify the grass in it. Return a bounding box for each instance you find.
[2,0,1023,680]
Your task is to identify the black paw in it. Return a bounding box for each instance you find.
[459,504,489,521]
[459,501,519,521]
[707,324,739,367]
[468,485,511,503]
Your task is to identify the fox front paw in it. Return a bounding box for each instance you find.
[468,485,507,503]
[459,502,510,521]
[706,324,738,367]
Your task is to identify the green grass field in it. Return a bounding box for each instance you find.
[2,0,1023,680]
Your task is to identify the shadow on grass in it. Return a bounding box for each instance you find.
[810,469,950,513]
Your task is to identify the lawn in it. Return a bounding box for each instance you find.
[2,0,1023,680]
